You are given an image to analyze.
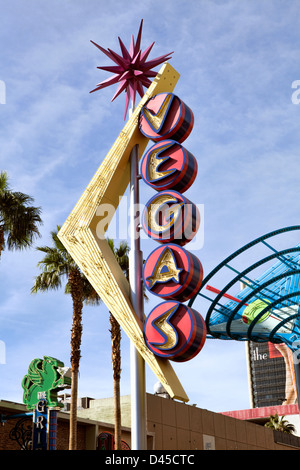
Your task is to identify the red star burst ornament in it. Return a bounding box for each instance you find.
[90,20,173,119]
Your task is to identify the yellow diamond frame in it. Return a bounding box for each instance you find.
[58,63,189,402]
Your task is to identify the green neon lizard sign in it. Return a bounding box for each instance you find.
[21,356,71,410]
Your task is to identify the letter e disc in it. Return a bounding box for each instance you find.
[140,139,198,193]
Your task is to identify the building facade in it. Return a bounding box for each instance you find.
[1,394,299,450]
[246,341,297,408]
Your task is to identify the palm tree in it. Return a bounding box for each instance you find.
[0,171,42,258]
[107,238,129,450]
[264,413,296,434]
[32,228,130,450]
[31,226,100,450]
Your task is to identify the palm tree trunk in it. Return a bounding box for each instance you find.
[69,368,79,449]
[68,267,83,451]
[113,372,121,449]
[109,312,122,450]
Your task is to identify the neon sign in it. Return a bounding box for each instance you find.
[140,139,198,193]
[142,190,200,246]
[144,301,206,362]
[139,92,194,143]
[140,93,206,362]
[143,244,203,302]
[59,63,190,402]
[22,356,71,410]
[32,399,49,450]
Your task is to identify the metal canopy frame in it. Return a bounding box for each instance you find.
[188,226,300,353]
[189,225,300,308]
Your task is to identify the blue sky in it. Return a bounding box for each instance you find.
[1,0,300,413]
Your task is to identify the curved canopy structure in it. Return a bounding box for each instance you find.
[189,226,300,361]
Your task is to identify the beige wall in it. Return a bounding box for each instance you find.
[80,394,300,450]
[146,394,278,450]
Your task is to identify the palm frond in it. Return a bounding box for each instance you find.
[0,178,42,252]
[31,270,62,293]
[0,171,9,192]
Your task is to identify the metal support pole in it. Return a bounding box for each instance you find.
[128,116,146,449]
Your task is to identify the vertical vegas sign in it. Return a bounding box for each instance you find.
[139,92,206,362]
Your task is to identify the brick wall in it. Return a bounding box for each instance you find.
[56,420,87,450]
[0,406,88,450]
[0,414,32,450]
